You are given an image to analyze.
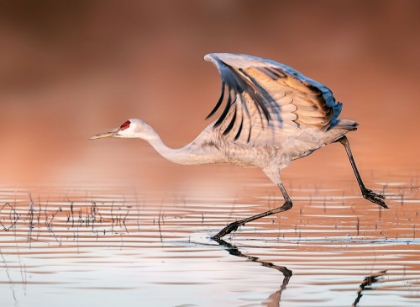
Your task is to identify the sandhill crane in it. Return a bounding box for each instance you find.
[90,53,387,239]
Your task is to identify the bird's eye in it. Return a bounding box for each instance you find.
[120,120,131,130]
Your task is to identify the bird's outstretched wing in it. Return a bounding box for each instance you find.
[204,53,343,145]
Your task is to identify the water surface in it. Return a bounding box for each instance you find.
[1,178,419,307]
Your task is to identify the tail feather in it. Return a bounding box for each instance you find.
[331,119,358,131]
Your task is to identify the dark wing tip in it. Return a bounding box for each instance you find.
[205,53,272,140]
[206,82,225,119]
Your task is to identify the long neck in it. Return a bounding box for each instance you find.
[146,132,223,166]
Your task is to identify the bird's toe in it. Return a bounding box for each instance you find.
[362,189,388,209]
[212,221,241,240]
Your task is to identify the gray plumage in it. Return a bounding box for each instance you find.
[90,53,387,239]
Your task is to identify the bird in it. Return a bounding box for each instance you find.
[90,53,388,239]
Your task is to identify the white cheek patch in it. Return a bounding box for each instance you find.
[118,122,138,138]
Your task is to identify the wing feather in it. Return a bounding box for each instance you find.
[204,53,343,146]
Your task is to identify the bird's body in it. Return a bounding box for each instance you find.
[91,53,387,239]
[207,121,349,168]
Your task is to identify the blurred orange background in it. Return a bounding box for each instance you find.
[1,1,419,193]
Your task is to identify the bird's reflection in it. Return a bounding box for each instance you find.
[352,270,387,307]
[213,238,387,307]
[212,238,292,306]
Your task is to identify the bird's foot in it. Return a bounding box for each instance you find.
[211,221,241,240]
[362,188,388,209]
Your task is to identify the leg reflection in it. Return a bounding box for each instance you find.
[213,238,292,307]
[352,270,386,307]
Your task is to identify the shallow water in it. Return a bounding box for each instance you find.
[1,178,419,307]
[1,2,420,306]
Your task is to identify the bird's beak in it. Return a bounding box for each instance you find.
[89,127,119,140]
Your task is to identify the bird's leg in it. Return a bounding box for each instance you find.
[212,183,292,239]
[336,136,388,209]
